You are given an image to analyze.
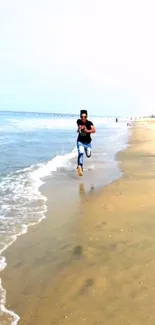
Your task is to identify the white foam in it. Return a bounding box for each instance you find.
[0,212,47,324]
[32,147,77,177]
[0,147,77,325]
[0,279,20,325]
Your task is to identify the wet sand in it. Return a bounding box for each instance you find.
[2,120,155,325]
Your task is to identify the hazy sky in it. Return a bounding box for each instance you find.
[0,0,155,116]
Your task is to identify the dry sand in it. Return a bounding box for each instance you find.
[2,120,155,325]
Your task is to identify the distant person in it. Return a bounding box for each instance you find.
[116,118,118,123]
[76,110,96,176]
[127,119,132,126]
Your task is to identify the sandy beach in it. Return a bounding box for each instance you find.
[2,120,155,325]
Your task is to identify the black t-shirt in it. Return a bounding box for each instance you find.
[77,119,94,143]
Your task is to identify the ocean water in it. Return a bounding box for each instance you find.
[0,111,129,324]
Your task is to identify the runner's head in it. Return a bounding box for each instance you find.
[80,110,88,123]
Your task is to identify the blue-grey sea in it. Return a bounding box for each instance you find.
[0,111,129,324]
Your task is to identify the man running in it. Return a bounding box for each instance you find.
[77,110,96,176]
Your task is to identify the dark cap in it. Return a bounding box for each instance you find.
[80,110,87,116]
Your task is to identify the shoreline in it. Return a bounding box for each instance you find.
[0,121,128,325]
[2,121,155,324]
[0,124,130,325]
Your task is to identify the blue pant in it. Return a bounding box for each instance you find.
[77,142,92,168]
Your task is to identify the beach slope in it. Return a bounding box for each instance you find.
[2,120,155,325]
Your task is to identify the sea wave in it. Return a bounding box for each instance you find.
[0,147,77,324]
[0,116,117,132]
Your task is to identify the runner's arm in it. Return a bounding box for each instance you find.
[85,123,96,134]
[77,119,85,132]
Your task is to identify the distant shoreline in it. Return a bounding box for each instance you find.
[0,110,127,118]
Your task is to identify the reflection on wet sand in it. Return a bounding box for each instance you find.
[79,183,95,198]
